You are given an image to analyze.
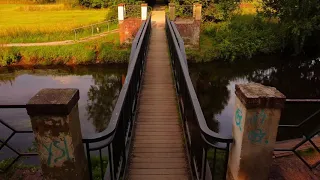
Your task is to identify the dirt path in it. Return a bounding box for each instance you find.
[1,29,118,47]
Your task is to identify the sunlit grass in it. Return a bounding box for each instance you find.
[0,4,112,43]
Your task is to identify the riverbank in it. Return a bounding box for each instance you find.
[0,34,130,66]
[187,14,281,62]
[187,1,320,63]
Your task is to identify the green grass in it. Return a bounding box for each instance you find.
[0,4,114,43]
[0,33,130,66]
[91,156,108,180]
[207,148,227,180]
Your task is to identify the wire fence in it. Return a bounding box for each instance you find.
[175,5,193,18]
[72,19,119,41]
[125,5,152,19]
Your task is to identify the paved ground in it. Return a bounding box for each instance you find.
[127,9,190,180]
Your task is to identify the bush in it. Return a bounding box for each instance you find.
[188,15,282,62]
[105,6,117,20]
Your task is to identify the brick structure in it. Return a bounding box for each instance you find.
[119,18,143,44]
[174,20,200,48]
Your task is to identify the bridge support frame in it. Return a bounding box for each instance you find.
[228,83,286,180]
[26,89,88,180]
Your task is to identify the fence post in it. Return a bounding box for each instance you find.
[141,3,148,20]
[118,3,125,21]
[169,3,175,21]
[227,83,286,180]
[91,25,93,36]
[26,89,88,180]
[193,3,202,21]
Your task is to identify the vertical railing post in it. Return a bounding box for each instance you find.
[26,89,88,180]
[227,83,286,180]
[193,3,202,21]
[169,3,175,21]
[141,3,148,20]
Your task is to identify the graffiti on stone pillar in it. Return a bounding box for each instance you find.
[40,137,72,166]
[248,109,268,144]
[235,108,243,131]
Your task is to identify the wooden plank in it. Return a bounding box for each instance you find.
[133,139,182,144]
[130,162,187,169]
[135,131,182,136]
[128,10,189,179]
[133,147,184,153]
[133,143,183,148]
[130,157,186,163]
[129,168,187,175]
[129,175,188,180]
[134,135,182,141]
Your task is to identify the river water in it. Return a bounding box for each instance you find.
[1,57,320,165]
[189,56,320,141]
[0,65,126,161]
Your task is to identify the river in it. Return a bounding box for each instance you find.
[189,56,320,141]
[0,65,126,162]
[1,56,320,165]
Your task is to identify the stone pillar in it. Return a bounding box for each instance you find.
[26,89,88,180]
[118,3,125,21]
[193,3,202,21]
[169,3,175,21]
[141,3,148,20]
[228,83,286,180]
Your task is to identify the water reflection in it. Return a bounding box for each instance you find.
[189,57,320,140]
[0,65,126,136]
[86,73,122,132]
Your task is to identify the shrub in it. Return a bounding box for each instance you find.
[188,15,282,62]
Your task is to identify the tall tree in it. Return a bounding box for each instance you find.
[260,0,320,54]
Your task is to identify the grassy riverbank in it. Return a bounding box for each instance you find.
[0,34,130,66]
[186,1,281,62]
[187,14,281,62]
[0,3,115,43]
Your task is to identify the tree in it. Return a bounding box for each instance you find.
[259,0,320,54]
[86,73,122,132]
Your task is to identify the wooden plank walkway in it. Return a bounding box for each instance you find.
[127,10,189,180]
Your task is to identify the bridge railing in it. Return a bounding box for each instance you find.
[0,105,38,173]
[82,15,151,180]
[0,16,151,180]
[165,15,233,180]
[275,99,320,169]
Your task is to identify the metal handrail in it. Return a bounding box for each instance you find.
[280,99,320,128]
[82,16,150,143]
[274,99,320,169]
[166,15,233,180]
[166,15,233,144]
[82,16,151,180]
[0,105,38,173]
